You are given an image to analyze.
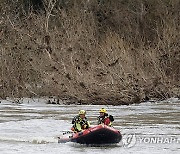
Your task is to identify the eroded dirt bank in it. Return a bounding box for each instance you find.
[0,0,179,105]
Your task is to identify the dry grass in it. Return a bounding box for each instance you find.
[0,0,179,104]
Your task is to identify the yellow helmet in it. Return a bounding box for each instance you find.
[99,108,107,113]
[79,110,86,115]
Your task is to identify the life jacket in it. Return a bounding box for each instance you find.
[97,114,114,126]
[72,115,90,132]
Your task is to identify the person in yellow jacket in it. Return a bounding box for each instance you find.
[71,110,90,132]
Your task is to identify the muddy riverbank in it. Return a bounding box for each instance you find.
[0,1,179,105]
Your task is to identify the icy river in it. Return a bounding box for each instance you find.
[0,98,179,154]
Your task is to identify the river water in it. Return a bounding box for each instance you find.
[0,98,179,154]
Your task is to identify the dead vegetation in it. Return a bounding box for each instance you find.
[0,0,179,104]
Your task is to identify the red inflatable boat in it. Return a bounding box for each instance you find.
[58,124,122,144]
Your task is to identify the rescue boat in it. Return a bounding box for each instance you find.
[58,124,122,144]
